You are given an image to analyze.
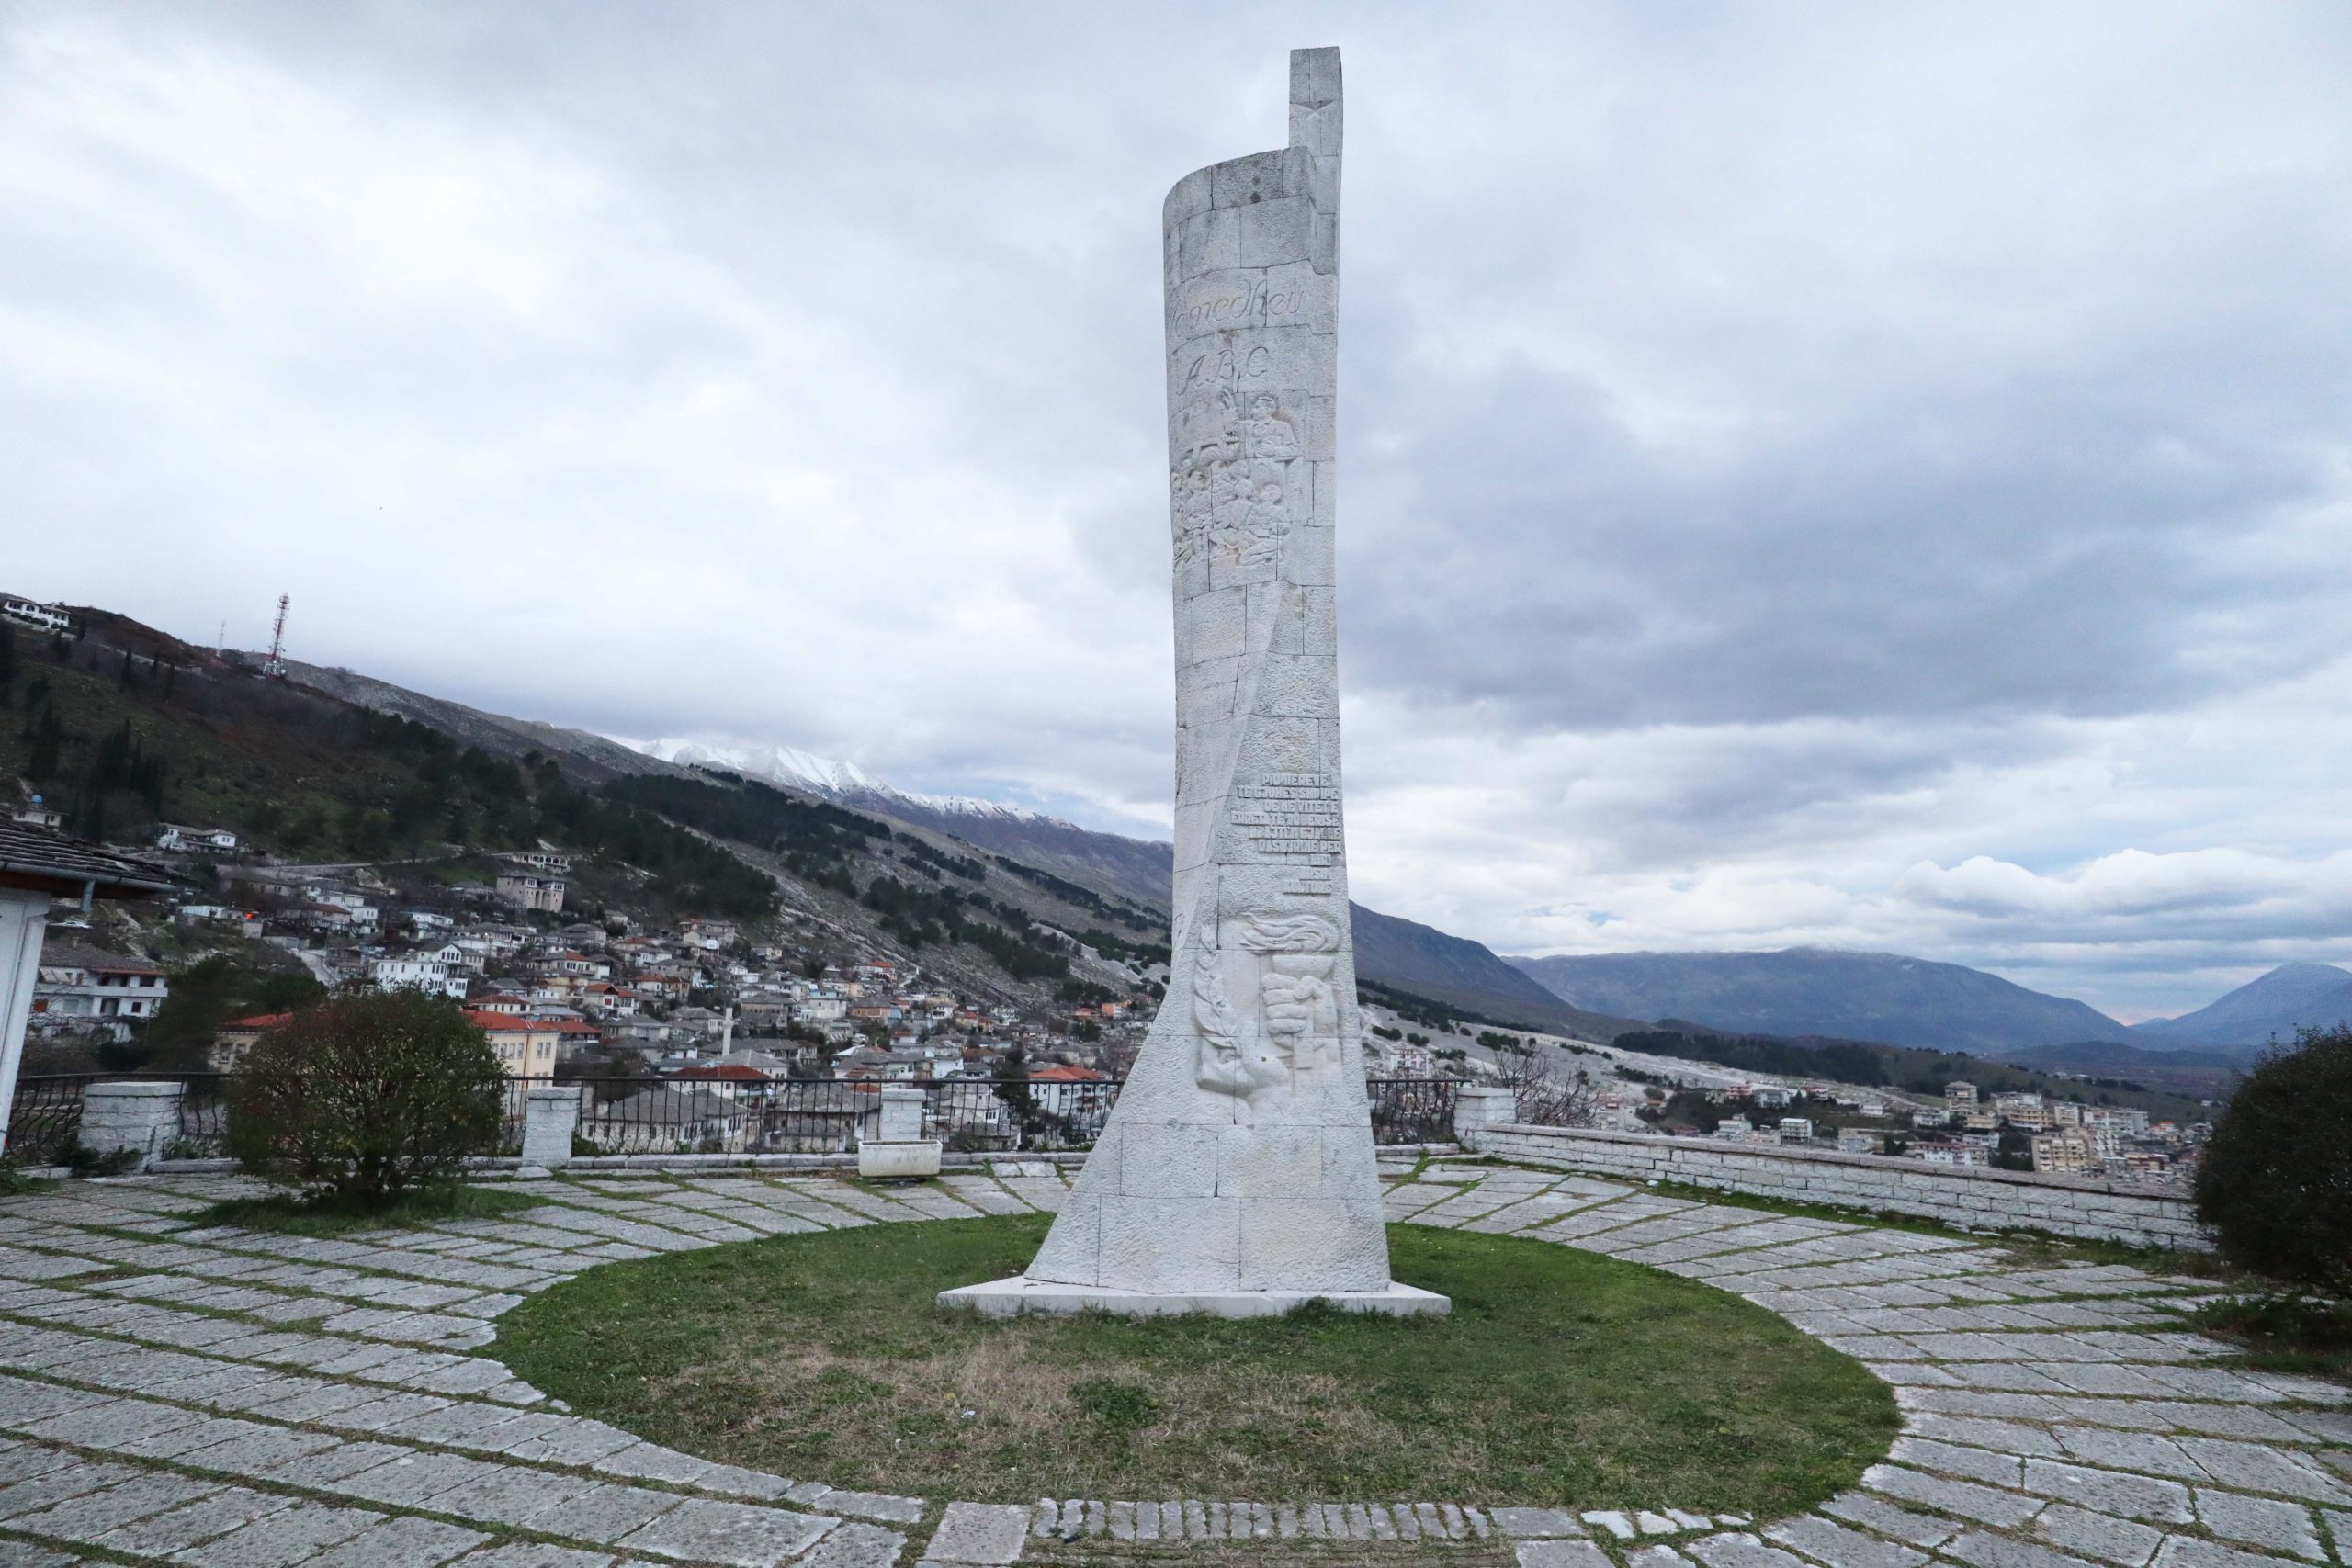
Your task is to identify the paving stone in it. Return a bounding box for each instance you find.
[925,1501,1032,1562]
[423,1466,606,1529]
[1762,1512,1929,1568]
[593,1442,713,1488]
[1686,1534,1810,1568]
[0,1447,77,1486]
[1941,1527,2104,1568]
[337,1450,501,1508]
[2152,1539,2316,1568]
[2029,1502,2165,1566]
[2022,1459,2196,1524]
[1584,1509,1636,1539]
[1892,1436,2025,1488]
[1492,1506,1587,1537]
[0,1459,140,1519]
[616,1495,835,1565]
[799,1521,906,1567]
[299,1514,492,1568]
[537,1483,687,1544]
[815,1487,922,1523]
[1515,1542,1613,1568]
[2177,1439,2350,1506]
[263,1440,413,1489]
[89,1484,297,1554]
[447,1547,617,1568]
[1627,1549,1695,1568]
[2187,1489,2323,1561]
[176,1499,383,1567]
[7,1469,221,1541]
[1861,1463,2042,1529]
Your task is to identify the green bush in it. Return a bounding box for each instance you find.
[2194,1025,2352,1296]
[225,990,504,1208]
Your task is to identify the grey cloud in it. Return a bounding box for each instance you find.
[8,1,2352,1016]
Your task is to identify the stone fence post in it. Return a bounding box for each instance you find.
[520,1084,582,1172]
[1452,1084,1518,1152]
[876,1086,926,1144]
[80,1080,184,1168]
[860,1085,941,1179]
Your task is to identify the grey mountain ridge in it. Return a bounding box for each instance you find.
[2126,960,2352,1049]
[270,660,2335,1056]
[270,659,1617,1035]
[1506,946,2127,1055]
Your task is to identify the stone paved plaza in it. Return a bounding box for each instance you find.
[0,1158,2343,1567]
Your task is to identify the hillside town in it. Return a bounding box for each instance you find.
[11,768,2212,1183]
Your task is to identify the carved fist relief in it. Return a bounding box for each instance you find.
[1194,909,1346,1099]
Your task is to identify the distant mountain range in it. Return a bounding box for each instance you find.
[2128,961,2352,1050]
[266,664,2352,1062]
[1507,947,2124,1055]
[626,739,1639,1040]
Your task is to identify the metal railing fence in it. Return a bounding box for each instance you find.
[8,1073,1467,1162]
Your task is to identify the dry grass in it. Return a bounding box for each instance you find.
[492,1213,1896,1512]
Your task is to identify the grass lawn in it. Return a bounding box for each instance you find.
[192,1182,547,1236]
[491,1214,1897,1513]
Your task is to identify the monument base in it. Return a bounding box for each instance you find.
[937,1276,1451,1320]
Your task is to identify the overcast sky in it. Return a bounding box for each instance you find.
[7,2,2350,1020]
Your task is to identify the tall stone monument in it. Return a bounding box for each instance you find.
[943,47,1447,1319]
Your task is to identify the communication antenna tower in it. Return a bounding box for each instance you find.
[264,593,289,678]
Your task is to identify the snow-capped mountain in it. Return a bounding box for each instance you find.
[620,737,1174,912]
[625,739,1054,825]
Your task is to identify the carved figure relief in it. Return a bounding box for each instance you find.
[1240,392,1302,460]
[1193,909,1344,1099]
[1171,388,1305,581]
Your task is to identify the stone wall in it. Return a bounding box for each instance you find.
[1466,1122,2210,1251]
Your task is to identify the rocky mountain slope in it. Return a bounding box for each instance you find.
[1508,947,2127,1054]
[2126,962,2352,1049]
[275,660,684,784]
[630,739,1176,916]
[256,658,1599,1034]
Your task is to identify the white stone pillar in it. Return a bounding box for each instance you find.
[0,888,52,1160]
[79,1080,184,1167]
[1453,1085,1518,1151]
[520,1084,582,1170]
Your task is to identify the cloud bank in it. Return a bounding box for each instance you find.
[6,2,2349,1018]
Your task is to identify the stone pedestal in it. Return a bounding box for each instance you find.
[80,1080,184,1167]
[860,1085,942,1179]
[1452,1085,1518,1151]
[942,1277,1448,1320]
[520,1085,582,1171]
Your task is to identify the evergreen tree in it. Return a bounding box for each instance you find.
[0,620,15,693]
[26,706,62,779]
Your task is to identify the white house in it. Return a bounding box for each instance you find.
[30,943,169,1040]
[2,597,72,633]
[496,871,566,913]
[156,825,239,854]
[370,944,469,999]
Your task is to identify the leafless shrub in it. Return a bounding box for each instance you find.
[1491,1040,1600,1128]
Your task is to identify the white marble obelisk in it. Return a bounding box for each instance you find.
[943,47,1446,1319]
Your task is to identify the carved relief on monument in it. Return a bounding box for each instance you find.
[1193,908,1344,1100]
[1170,386,1307,585]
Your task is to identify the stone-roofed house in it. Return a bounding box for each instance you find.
[31,942,169,1039]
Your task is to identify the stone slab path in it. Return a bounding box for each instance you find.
[0,1159,2339,1568]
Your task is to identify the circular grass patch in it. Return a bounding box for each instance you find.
[490,1214,1897,1514]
